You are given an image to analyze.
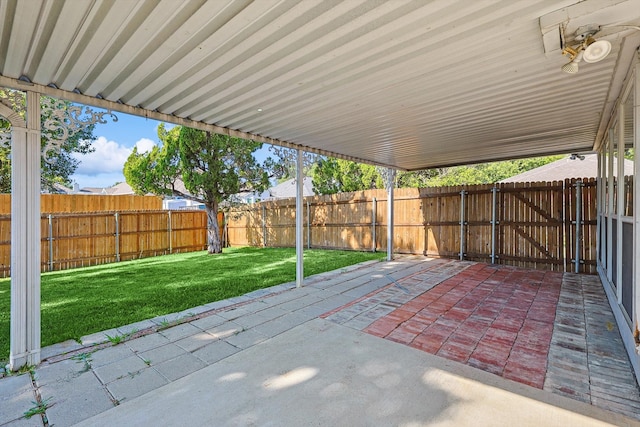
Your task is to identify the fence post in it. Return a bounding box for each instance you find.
[167,210,172,253]
[47,214,54,272]
[574,180,582,273]
[225,213,229,248]
[372,197,377,252]
[306,200,311,249]
[114,212,120,262]
[459,190,466,261]
[262,204,267,247]
[491,186,498,264]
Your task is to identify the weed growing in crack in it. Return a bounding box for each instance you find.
[158,318,172,330]
[16,364,36,376]
[105,329,136,345]
[71,352,93,372]
[24,397,52,419]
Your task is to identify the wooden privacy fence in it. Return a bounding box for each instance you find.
[0,194,162,213]
[0,210,217,276]
[226,179,598,273]
[0,194,205,276]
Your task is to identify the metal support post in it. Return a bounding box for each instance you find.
[262,204,267,247]
[9,90,41,369]
[459,190,466,261]
[574,180,582,273]
[386,169,396,261]
[295,149,304,287]
[616,110,625,304]
[372,197,377,252]
[224,214,229,248]
[48,214,54,272]
[114,212,120,262]
[167,211,172,253]
[606,128,614,284]
[306,200,311,249]
[490,186,497,264]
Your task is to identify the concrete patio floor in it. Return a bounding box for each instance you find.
[1,256,639,426]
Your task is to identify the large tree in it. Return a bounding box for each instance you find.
[124,124,269,254]
[0,89,97,192]
[311,158,383,195]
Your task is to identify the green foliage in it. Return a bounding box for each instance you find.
[24,397,52,419]
[310,155,565,194]
[105,330,135,345]
[0,146,10,193]
[124,123,181,197]
[125,124,269,253]
[0,248,383,359]
[178,127,269,205]
[264,146,318,181]
[312,158,383,195]
[0,90,97,192]
[396,170,439,188]
[425,156,564,187]
[71,352,93,372]
[625,148,634,160]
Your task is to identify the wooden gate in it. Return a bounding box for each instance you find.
[493,182,565,271]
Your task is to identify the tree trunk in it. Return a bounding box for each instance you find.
[205,202,222,254]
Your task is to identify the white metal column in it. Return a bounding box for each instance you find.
[296,148,304,287]
[607,129,614,284]
[9,90,41,370]
[386,168,395,261]
[617,106,625,304]
[634,62,640,334]
[596,152,602,265]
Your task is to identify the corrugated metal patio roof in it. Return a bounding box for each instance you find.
[1,0,639,170]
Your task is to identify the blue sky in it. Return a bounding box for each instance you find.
[69,112,165,188]
[69,110,272,189]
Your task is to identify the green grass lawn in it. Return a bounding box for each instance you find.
[0,247,383,361]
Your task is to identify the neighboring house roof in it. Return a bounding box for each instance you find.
[75,182,135,195]
[500,155,634,183]
[264,177,315,200]
[109,182,135,195]
[78,187,110,195]
[47,183,74,194]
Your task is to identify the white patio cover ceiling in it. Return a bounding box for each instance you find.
[1,0,639,170]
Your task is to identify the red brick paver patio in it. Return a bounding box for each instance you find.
[320,258,640,419]
[362,263,562,388]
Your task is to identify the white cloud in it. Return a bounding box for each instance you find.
[135,138,156,154]
[70,136,159,188]
[72,136,132,175]
[69,172,126,189]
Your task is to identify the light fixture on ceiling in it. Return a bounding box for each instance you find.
[561,25,612,74]
[561,48,583,74]
[582,36,611,63]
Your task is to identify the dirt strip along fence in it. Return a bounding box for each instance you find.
[0,195,217,276]
[226,178,598,274]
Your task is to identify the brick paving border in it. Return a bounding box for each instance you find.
[545,273,640,419]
